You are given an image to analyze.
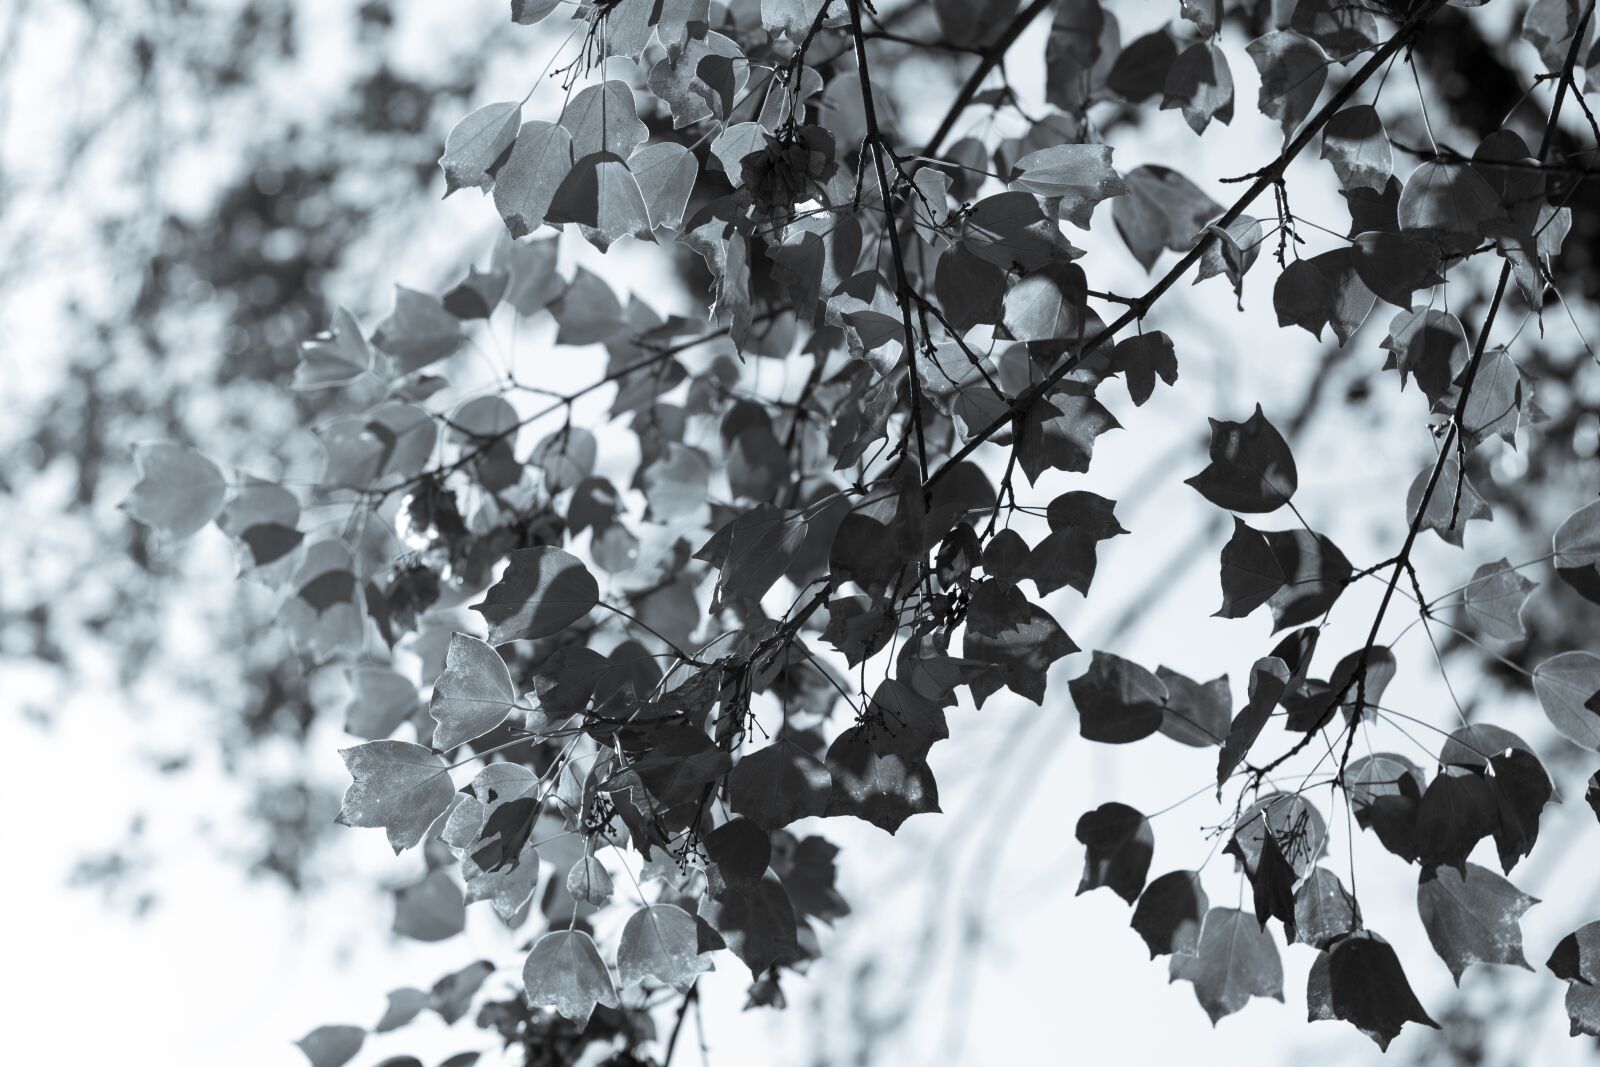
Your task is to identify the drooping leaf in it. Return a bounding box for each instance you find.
[1214,519,1352,629]
[1406,455,1492,548]
[1107,331,1178,406]
[1417,862,1537,983]
[522,929,620,1028]
[617,903,714,992]
[1185,405,1298,513]
[374,988,427,1033]
[1548,921,1600,984]
[429,960,495,1026]
[493,121,575,238]
[294,307,373,390]
[546,151,655,252]
[559,80,648,159]
[1348,752,1426,862]
[1554,498,1600,602]
[1382,307,1468,410]
[335,740,454,853]
[629,141,698,232]
[123,442,228,541]
[1230,793,1327,877]
[824,726,940,833]
[1307,932,1439,1050]
[960,190,1081,273]
[372,287,464,374]
[567,855,614,906]
[471,546,599,644]
[344,666,418,741]
[1107,29,1179,104]
[1273,248,1375,345]
[1132,870,1208,958]
[1398,160,1506,256]
[1195,216,1264,302]
[1416,768,1499,874]
[1237,818,1298,929]
[1170,907,1284,1023]
[1014,385,1119,484]
[1293,867,1361,949]
[1075,802,1154,903]
[1350,231,1445,310]
[1113,165,1222,271]
[1027,491,1128,597]
[1457,346,1523,449]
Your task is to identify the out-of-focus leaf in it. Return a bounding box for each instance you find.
[123,442,228,541]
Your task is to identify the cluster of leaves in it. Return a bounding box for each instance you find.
[120,0,1600,1060]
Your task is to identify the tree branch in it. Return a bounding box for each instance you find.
[922,0,1453,493]
[920,0,1055,158]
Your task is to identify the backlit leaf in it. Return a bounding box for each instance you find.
[335,740,454,853]
[522,929,620,1028]
[618,903,714,991]
[429,633,518,751]
[439,102,520,196]
[1417,863,1537,983]
[1533,651,1600,750]
[1170,907,1284,1023]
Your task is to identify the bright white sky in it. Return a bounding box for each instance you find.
[6,2,1600,1065]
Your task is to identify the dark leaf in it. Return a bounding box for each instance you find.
[727,739,832,830]
[1156,666,1231,747]
[1132,870,1208,957]
[1068,650,1167,744]
[1075,802,1154,903]
[1185,404,1298,513]
[963,581,1078,706]
[824,726,940,833]
[1308,932,1438,1050]
[1217,657,1291,787]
